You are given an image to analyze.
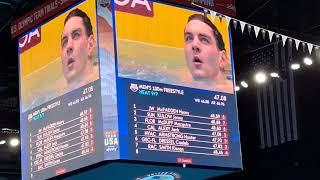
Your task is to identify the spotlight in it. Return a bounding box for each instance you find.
[0,140,6,145]
[270,72,280,78]
[235,86,240,91]
[291,63,300,70]
[9,138,19,147]
[254,72,267,84]
[240,81,248,88]
[303,57,313,66]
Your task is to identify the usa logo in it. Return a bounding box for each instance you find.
[19,28,41,54]
[115,0,154,17]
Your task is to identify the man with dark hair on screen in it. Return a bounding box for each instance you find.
[23,8,100,111]
[183,14,233,93]
[59,8,99,92]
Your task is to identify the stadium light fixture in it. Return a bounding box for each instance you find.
[291,63,300,70]
[303,57,313,66]
[9,138,19,147]
[254,71,267,84]
[270,72,280,78]
[0,140,6,145]
[240,81,248,88]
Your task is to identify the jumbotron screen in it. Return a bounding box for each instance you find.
[19,0,118,179]
[19,0,241,180]
[115,0,241,168]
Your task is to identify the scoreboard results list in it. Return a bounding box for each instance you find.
[21,82,104,180]
[120,80,241,168]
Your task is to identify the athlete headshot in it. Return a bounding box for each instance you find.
[60,8,99,92]
[184,14,233,93]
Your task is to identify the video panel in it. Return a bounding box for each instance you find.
[115,0,241,168]
[19,1,118,179]
[97,0,120,160]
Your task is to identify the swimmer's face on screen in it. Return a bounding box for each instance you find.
[184,14,227,82]
[61,9,95,84]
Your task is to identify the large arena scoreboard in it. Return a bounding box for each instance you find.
[18,0,242,179]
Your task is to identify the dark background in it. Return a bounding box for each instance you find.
[1,0,320,179]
